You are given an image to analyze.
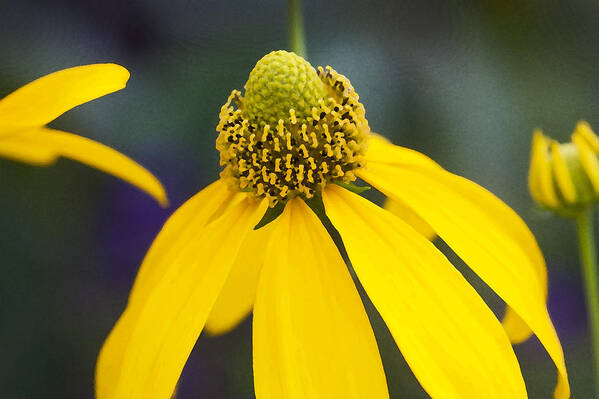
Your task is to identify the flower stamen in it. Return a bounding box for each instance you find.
[216,51,370,207]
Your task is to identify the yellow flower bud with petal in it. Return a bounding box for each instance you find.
[529,121,599,217]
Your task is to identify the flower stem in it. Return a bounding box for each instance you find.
[288,0,306,58]
[576,209,599,398]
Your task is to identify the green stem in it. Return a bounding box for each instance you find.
[576,209,599,398]
[288,0,306,58]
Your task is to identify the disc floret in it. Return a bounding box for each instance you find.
[216,50,370,207]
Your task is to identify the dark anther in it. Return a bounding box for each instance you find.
[248,125,255,132]
[227,135,235,143]
[312,120,318,127]
[333,106,340,112]
[333,121,339,126]
[319,112,326,120]
[256,142,263,149]
[229,112,234,116]
[342,112,351,120]
[321,150,327,156]
[342,97,348,106]
[266,133,273,141]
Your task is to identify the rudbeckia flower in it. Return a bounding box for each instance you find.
[96,51,569,398]
[0,64,167,205]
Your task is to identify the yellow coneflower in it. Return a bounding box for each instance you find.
[0,64,166,205]
[96,51,569,399]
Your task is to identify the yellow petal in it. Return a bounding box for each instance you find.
[96,195,267,399]
[130,179,236,305]
[550,141,577,203]
[0,64,129,131]
[572,132,599,194]
[205,221,275,335]
[0,127,167,206]
[0,134,57,165]
[575,121,599,153]
[366,133,440,168]
[359,162,569,398]
[384,197,435,240]
[95,180,233,398]
[253,197,389,399]
[530,130,560,208]
[323,185,527,399]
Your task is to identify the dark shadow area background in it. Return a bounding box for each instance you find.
[1,0,598,397]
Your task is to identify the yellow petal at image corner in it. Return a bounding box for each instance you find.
[324,185,527,399]
[253,197,389,399]
[0,63,129,133]
[358,160,569,398]
[205,220,275,335]
[96,195,267,399]
[0,127,167,206]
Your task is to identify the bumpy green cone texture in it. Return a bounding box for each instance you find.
[243,50,328,126]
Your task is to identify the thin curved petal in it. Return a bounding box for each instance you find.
[96,195,267,399]
[0,64,129,130]
[0,127,167,206]
[205,221,275,335]
[324,185,527,398]
[253,198,389,399]
[359,161,568,398]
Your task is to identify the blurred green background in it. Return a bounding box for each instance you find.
[1,0,598,397]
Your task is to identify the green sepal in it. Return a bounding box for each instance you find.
[333,180,371,194]
[254,202,286,230]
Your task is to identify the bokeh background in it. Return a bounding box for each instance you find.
[1,0,598,397]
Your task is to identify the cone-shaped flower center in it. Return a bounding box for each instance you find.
[216,50,370,207]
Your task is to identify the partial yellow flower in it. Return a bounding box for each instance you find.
[0,64,167,206]
[529,121,599,216]
[96,51,569,399]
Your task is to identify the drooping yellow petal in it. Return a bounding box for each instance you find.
[384,197,435,240]
[0,64,129,131]
[95,180,233,398]
[551,141,577,204]
[96,195,267,399]
[253,197,389,399]
[359,162,569,398]
[366,136,548,343]
[0,127,167,206]
[205,221,275,335]
[323,185,527,399]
